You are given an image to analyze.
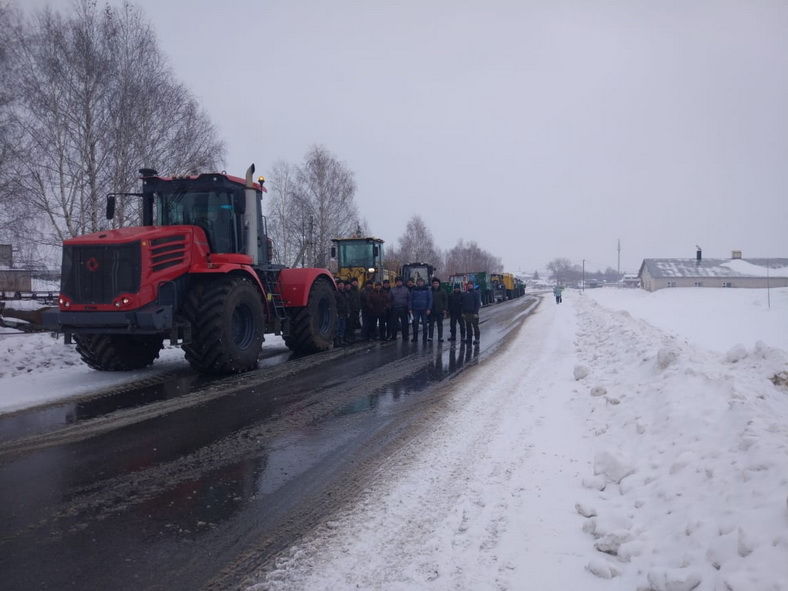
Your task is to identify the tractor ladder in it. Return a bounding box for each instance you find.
[260,271,289,336]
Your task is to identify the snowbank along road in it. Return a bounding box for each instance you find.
[245,288,788,591]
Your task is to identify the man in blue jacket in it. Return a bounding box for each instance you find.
[409,277,432,342]
[460,282,482,345]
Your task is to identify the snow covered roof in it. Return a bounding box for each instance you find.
[640,258,788,279]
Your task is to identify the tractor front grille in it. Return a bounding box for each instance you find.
[149,234,187,273]
[61,242,141,304]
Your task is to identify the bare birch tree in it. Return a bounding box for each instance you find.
[0,2,44,266]
[396,215,442,272]
[4,0,224,247]
[266,160,299,266]
[443,239,502,276]
[280,145,360,268]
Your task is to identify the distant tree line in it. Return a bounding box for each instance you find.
[546,257,621,285]
[0,0,224,266]
[385,215,503,279]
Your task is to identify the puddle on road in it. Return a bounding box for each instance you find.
[333,341,481,418]
[0,347,293,444]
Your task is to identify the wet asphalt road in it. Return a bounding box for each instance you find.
[0,296,539,590]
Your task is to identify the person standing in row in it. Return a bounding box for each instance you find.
[388,276,410,340]
[447,283,466,343]
[347,278,361,341]
[360,281,375,340]
[369,281,390,340]
[428,277,447,342]
[334,279,349,346]
[381,279,392,339]
[409,277,432,342]
[343,280,356,342]
[461,282,481,345]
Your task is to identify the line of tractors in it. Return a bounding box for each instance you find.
[41,166,525,375]
[331,237,526,303]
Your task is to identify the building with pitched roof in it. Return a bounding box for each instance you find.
[638,252,788,292]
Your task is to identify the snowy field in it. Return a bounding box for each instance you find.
[1,289,787,590]
[248,288,788,591]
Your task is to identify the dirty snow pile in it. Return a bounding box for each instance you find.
[0,331,187,412]
[249,288,788,591]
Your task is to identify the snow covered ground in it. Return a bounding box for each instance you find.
[248,288,788,591]
[1,288,787,590]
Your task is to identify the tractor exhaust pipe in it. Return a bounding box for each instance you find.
[245,164,259,264]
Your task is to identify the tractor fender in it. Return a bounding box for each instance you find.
[277,268,336,307]
[188,262,266,297]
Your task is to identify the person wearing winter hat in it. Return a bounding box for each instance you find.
[334,279,349,346]
[388,276,410,340]
[428,277,447,342]
[447,283,465,343]
[409,277,432,342]
[460,282,481,345]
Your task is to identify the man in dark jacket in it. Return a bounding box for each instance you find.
[447,283,466,343]
[369,281,390,340]
[428,277,448,342]
[460,282,482,345]
[381,279,392,339]
[388,276,410,340]
[360,281,375,340]
[347,278,361,342]
[334,279,349,346]
[409,277,432,342]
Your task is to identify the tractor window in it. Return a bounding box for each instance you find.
[156,190,242,253]
[405,265,430,283]
[338,242,375,268]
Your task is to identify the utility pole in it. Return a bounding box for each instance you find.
[617,239,621,280]
[582,259,585,293]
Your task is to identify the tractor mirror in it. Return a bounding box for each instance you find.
[106,195,116,220]
[330,247,337,259]
[233,193,246,215]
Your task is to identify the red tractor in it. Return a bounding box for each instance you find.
[44,165,337,374]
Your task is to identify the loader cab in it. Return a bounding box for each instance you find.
[400,262,434,285]
[331,237,385,285]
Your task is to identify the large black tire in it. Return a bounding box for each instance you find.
[182,276,265,374]
[283,278,337,354]
[73,334,163,371]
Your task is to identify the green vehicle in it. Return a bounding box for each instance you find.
[447,271,494,305]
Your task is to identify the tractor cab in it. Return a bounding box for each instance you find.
[331,237,385,286]
[400,262,434,284]
[107,168,273,265]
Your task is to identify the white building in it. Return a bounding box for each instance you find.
[638,255,788,292]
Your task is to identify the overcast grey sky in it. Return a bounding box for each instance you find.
[23,1,788,273]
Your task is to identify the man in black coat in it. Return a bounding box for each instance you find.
[460,283,482,345]
[360,281,375,340]
[334,279,349,346]
[347,278,362,341]
[428,277,448,342]
[447,283,466,343]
